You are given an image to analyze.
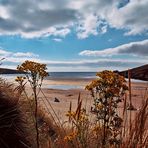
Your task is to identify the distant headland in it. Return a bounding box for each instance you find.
[0,68,25,74]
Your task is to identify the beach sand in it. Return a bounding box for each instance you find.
[28,78,148,124]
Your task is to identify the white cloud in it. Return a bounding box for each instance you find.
[16,27,71,39]
[77,14,107,39]
[0,45,146,71]
[45,59,147,68]
[79,39,148,57]
[47,27,71,37]
[3,57,39,63]
[106,0,148,35]
[0,5,10,19]
[0,0,147,38]
[0,48,39,60]
[77,14,99,39]
[0,48,11,56]
[53,38,62,42]
[0,0,74,38]
[13,52,39,57]
[1,55,147,72]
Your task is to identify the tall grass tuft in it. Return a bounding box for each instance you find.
[122,90,148,148]
[0,79,30,148]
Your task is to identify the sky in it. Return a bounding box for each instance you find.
[0,0,148,72]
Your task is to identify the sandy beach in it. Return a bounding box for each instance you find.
[32,78,148,123]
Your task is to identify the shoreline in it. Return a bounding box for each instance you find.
[0,74,147,91]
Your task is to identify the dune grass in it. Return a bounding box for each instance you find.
[0,78,30,148]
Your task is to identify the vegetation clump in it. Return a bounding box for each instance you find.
[86,70,128,146]
[16,60,48,148]
[0,79,30,148]
[65,99,89,148]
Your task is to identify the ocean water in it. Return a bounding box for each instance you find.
[0,72,97,89]
[0,72,96,80]
[47,72,96,79]
[0,72,146,90]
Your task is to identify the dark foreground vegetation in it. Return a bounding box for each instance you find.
[0,79,30,147]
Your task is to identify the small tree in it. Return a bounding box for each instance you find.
[86,70,128,146]
[16,60,48,148]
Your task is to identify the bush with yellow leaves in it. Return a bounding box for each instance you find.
[86,70,128,146]
[16,60,48,148]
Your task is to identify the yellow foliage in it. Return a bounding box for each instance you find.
[85,70,128,97]
[64,131,77,142]
[17,60,48,79]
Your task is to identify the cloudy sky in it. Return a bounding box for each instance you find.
[0,0,148,71]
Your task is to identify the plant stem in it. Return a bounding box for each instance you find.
[33,86,40,148]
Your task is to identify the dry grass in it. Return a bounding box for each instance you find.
[121,90,148,148]
[0,79,30,148]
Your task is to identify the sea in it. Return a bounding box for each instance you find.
[0,72,146,90]
[0,72,97,90]
[48,72,96,79]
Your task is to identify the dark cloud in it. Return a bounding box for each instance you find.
[0,17,20,31]
[120,40,148,56]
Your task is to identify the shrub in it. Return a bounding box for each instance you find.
[85,70,128,146]
[16,60,48,148]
